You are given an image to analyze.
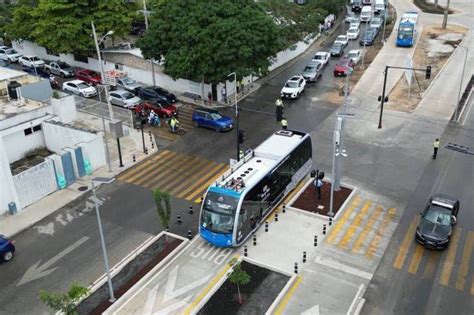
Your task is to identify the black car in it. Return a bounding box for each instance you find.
[131,21,146,36]
[415,194,460,249]
[329,42,345,57]
[359,29,377,46]
[22,65,50,79]
[137,86,177,104]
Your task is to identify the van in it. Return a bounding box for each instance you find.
[360,6,372,22]
[374,0,385,13]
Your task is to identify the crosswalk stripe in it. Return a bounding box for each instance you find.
[190,167,230,203]
[338,200,372,249]
[146,157,209,191]
[119,150,175,184]
[393,216,420,269]
[455,231,474,291]
[326,196,362,244]
[133,152,190,187]
[408,244,425,274]
[352,205,383,253]
[439,227,462,286]
[140,155,199,189]
[366,207,397,260]
[168,161,220,195]
[176,163,226,199]
[423,250,438,279]
[181,164,228,201]
[117,150,171,182]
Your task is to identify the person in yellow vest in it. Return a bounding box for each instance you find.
[433,138,440,159]
[281,118,288,130]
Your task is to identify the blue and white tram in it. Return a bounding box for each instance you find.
[199,130,312,247]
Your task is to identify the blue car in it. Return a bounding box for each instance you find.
[0,235,15,262]
[192,108,234,132]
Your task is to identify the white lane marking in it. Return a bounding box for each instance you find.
[313,256,373,280]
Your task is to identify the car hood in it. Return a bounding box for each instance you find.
[82,86,97,93]
[330,47,341,53]
[302,70,316,77]
[216,117,233,125]
[124,96,141,104]
[281,86,299,93]
[63,67,75,73]
[418,218,451,241]
[126,82,143,89]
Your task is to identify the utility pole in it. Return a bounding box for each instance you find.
[442,0,451,29]
[228,72,240,161]
[140,0,156,86]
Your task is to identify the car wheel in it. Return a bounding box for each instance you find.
[60,72,65,78]
[80,92,85,98]
[215,126,221,132]
[3,250,13,262]
[193,121,199,128]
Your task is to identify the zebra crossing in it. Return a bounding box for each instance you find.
[117,150,228,202]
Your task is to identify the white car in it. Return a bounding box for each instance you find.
[19,55,45,68]
[281,75,306,99]
[335,35,349,47]
[62,80,97,98]
[346,50,362,65]
[312,51,330,68]
[350,21,361,30]
[346,27,360,40]
[108,89,141,108]
[0,47,22,62]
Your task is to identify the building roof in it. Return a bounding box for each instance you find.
[0,67,25,82]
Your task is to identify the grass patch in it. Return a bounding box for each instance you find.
[413,0,453,14]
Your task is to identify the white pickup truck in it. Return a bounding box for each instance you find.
[44,61,75,78]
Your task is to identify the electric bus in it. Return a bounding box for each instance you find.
[199,130,312,247]
[396,12,418,47]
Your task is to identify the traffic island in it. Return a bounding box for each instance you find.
[75,232,187,315]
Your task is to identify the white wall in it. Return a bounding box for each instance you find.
[3,122,46,163]
[0,137,20,216]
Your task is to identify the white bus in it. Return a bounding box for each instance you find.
[374,0,385,14]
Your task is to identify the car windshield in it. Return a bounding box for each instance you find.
[399,26,413,39]
[424,206,451,225]
[201,191,238,234]
[285,81,299,88]
[348,53,358,58]
[304,66,316,72]
[337,36,346,41]
[210,113,223,120]
[332,44,342,50]
[314,54,324,60]
[6,49,17,54]
[31,57,41,61]
[122,77,136,84]
[77,83,89,89]
[58,62,70,68]
[122,92,135,99]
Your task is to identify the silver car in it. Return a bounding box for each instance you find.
[116,76,144,94]
[302,61,323,83]
[108,89,141,108]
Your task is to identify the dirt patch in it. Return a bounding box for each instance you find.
[413,0,454,14]
[386,24,468,113]
[198,260,290,315]
[10,147,53,175]
[292,181,352,217]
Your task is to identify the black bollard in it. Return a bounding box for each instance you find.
[323,224,327,235]
[282,204,286,213]
[303,251,307,263]
[314,235,318,247]
[244,245,248,257]
[145,148,149,155]
[265,221,269,232]
[329,217,333,226]
[187,230,192,240]
[275,212,279,222]
[148,130,152,136]
[177,215,182,225]
[151,141,154,149]
[294,262,298,274]
[253,235,257,246]
[133,154,136,162]
[200,196,204,204]
[189,205,194,215]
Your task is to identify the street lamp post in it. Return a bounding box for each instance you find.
[455,45,468,121]
[228,72,240,161]
[91,177,116,303]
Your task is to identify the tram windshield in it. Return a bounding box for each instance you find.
[201,191,238,234]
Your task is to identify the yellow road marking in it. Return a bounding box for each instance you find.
[274,276,302,315]
[471,276,474,295]
[326,196,362,244]
[143,155,203,190]
[439,227,461,286]
[168,161,219,195]
[177,163,227,199]
[352,205,383,253]
[117,150,170,181]
[393,215,419,269]
[135,153,192,187]
[366,207,397,260]
[338,200,372,249]
[455,231,474,291]
[120,150,175,184]
[189,166,230,202]
[423,250,438,279]
[183,255,236,315]
[408,244,425,274]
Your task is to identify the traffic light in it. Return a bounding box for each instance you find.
[238,130,244,144]
[425,66,431,80]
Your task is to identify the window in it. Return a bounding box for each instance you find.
[24,128,33,136]
[33,125,42,132]
[73,54,88,63]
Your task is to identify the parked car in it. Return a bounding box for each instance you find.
[359,29,377,46]
[360,5,372,22]
[415,194,460,249]
[370,17,384,32]
[335,35,349,47]
[350,0,363,12]
[116,76,144,94]
[0,235,15,262]
[137,86,177,104]
[330,42,345,57]
[22,65,50,79]
[346,50,362,65]
[346,27,360,40]
[192,107,234,132]
[281,75,306,99]
[0,47,22,63]
[62,80,97,98]
[18,55,45,68]
[107,89,141,109]
[302,60,323,83]
[135,100,178,118]
[312,51,330,68]
[334,58,355,77]
[345,12,358,23]
[75,69,102,86]
[44,61,75,78]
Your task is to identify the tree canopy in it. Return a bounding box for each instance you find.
[5,0,138,54]
[137,0,284,84]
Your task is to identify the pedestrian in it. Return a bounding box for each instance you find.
[281,118,288,130]
[207,91,212,106]
[314,177,323,200]
[240,79,245,95]
[275,98,283,122]
[221,86,227,103]
[433,138,440,159]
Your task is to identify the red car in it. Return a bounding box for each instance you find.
[134,100,177,118]
[333,58,355,77]
[76,69,102,85]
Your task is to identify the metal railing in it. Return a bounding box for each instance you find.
[75,96,134,129]
[453,75,474,122]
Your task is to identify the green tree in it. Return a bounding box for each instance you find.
[4,3,37,42]
[153,189,171,229]
[228,258,251,305]
[38,282,89,315]
[137,0,283,86]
